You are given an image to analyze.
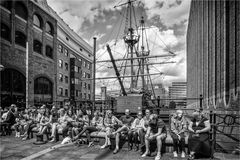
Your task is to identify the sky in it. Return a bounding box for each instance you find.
[46,0,191,94]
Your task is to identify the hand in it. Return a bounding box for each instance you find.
[177,134,181,140]
[195,130,201,134]
[148,135,155,140]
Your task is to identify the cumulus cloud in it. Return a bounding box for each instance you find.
[142,0,191,27]
[46,0,190,92]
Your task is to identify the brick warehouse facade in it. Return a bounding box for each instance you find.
[0,0,93,108]
[187,0,240,110]
[0,0,58,107]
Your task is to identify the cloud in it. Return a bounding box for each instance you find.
[143,0,191,27]
[106,25,113,29]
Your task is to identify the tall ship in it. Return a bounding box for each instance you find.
[96,0,176,113]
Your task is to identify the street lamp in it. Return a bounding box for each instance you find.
[0,64,4,71]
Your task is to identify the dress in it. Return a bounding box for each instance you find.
[188,117,211,158]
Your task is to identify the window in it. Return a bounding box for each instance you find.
[88,74,91,78]
[74,66,78,73]
[15,31,26,47]
[33,40,42,54]
[88,84,91,90]
[84,82,87,89]
[84,93,86,99]
[85,61,88,68]
[59,59,63,68]
[74,78,79,85]
[83,72,86,78]
[15,2,28,20]
[34,77,52,95]
[65,89,68,96]
[46,22,53,35]
[76,90,78,97]
[1,1,12,11]
[46,45,53,59]
[64,48,68,56]
[1,23,11,42]
[78,67,81,73]
[58,44,63,53]
[33,14,42,28]
[59,73,63,82]
[88,94,91,100]
[65,76,68,83]
[58,87,63,96]
[87,63,91,69]
[71,78,74,84]
[65,62,68,71]
[83,61,86,67]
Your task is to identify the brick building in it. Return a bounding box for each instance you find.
[0,0,57,107]
[0,0,93,108]
[187,0,240,109]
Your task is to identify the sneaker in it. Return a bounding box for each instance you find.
[155,154,161,160]
[17,132,20,138]
[100,144,107,149]
[50,139,56,143]
[181,152,185,158]
[88,141,94,147]
[141,151,149,157]
[22,136,28,141]
[173,151,178,158]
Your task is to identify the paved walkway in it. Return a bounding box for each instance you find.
[0,136,239,160]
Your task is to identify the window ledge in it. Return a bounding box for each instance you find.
[33,25,43,32]
[15,15,27,23]
[0,6,11,14]
[46,32,53,38]
[15,44,26,51]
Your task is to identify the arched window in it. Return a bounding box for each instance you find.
[33,40,42,54]
[1,23,11,42]
[1,68,26,107]
[46,45,53,59]
[46,22,53,35]
[34,77,53,102]
[0,1,12,11]
[15,31,26,47]
[15,2,28,20]
[33,14,42,29]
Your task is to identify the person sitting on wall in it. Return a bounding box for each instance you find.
[111,109,134,154]
[0,104,16,136]
[71,109,89,142]
[72,111,103,147]
[141,114,167,160]
[21,106,40,140]
[38,108,51,135]
[139,109,151,152]
[188,109,211,159]
[100,110,122,149]
[128,111,144,151]
[170,109,187,158]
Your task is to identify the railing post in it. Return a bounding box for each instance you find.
[210,110,214,159]
[200,94,203,111]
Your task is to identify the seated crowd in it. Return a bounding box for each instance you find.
[0,104,211,160]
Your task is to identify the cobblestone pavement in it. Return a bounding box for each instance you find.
[0,136,239,160]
